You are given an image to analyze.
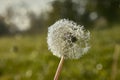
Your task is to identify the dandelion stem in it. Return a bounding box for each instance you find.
[111,45,119,80]
[54,56,64,80]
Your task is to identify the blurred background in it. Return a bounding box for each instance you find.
[0,0,120,80]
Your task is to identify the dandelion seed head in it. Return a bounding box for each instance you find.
[96,63,103,70]
[47,19,90,59]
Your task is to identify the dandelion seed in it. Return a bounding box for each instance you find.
[47,19,90,80]
[47,19,90,59]
[96,63,103,70]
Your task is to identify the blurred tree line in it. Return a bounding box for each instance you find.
[47,0,120,28]
[0,0,120,35]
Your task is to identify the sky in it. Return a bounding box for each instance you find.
[0,0,54,31]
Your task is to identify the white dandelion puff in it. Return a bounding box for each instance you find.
[47,19,90,80]
[47,19,90,59]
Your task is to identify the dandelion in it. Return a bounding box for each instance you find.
[47,19,90,80]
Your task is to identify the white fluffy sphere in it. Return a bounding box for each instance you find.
[47,19,90,59]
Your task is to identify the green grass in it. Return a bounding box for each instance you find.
[0,26,120,80]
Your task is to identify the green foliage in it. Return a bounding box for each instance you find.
[47,0,120,28]
[0,17,9,35]
[46,0,80,27]
[0,26,120,80]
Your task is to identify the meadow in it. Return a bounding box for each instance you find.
[0,25,120,80]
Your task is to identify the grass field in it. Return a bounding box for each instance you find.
[0,25,120,80]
